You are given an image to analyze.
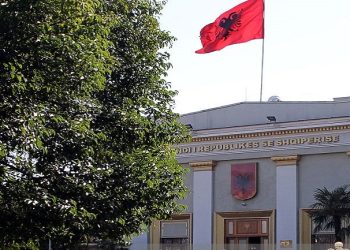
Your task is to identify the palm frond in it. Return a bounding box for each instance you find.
[310,185,350,240]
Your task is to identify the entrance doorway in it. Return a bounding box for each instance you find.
[225,218,270,250]
[226,236,268,250]
[249,237,262,250]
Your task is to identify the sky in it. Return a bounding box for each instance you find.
[159,0,350,114]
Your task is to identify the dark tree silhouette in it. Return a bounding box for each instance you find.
[310,185,350,242]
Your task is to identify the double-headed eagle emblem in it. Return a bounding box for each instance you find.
[217,10,242,40]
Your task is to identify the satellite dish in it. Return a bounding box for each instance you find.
[268,96,281,102]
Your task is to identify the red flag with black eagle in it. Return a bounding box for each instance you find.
[196,0,264,54]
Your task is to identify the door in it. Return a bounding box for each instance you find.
[224,218,270,250]
[226,237,268,250]
[248,236,261,250]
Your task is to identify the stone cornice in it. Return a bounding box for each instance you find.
[191,124,350,143]
[189,161,216,171]
[271,155,300,166]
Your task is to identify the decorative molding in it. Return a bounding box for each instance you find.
[271,155,300,166]
[150,219,160,246]
[191,125,350,143]
[300,209,312,247]
[189,161,216,171]
[216,210,274,218]
[215,210,275,247]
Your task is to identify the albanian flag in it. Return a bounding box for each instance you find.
[196,0,264,54]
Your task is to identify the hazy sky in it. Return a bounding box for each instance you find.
[160,0,350,114]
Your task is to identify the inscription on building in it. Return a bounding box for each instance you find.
[176,135,340,154]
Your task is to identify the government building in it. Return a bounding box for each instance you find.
[139,97,350,250]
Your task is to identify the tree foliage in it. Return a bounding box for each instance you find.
[0,0,189,248]
[310,185,350,242]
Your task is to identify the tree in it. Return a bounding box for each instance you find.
[310,185,350,242]
[0,0,189,248]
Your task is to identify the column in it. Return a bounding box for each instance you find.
[271,155,300,250]
[189,161,216,250]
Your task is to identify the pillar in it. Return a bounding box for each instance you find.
[272,155,300,250]
[189,161,216,250]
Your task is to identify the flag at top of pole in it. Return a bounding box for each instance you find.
[195,0,264,54]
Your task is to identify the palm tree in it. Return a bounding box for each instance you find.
[310,185,350,242]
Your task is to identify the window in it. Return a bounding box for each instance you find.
[160,220,190,250]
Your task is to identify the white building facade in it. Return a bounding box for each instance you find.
[148,97,350,250]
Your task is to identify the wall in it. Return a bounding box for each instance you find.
[180,165,193,213]
[214,158,276,212]
[299,152,350,208]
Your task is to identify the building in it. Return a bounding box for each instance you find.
[148,97,350,250]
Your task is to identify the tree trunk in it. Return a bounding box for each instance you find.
[334,216,342,242]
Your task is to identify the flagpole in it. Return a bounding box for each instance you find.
[259,38,265,102]
[259,0,265,102]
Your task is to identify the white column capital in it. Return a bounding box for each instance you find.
[190,161,216,171]
[271,155,300,166]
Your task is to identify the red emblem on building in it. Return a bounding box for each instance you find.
[231,163,257,200]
